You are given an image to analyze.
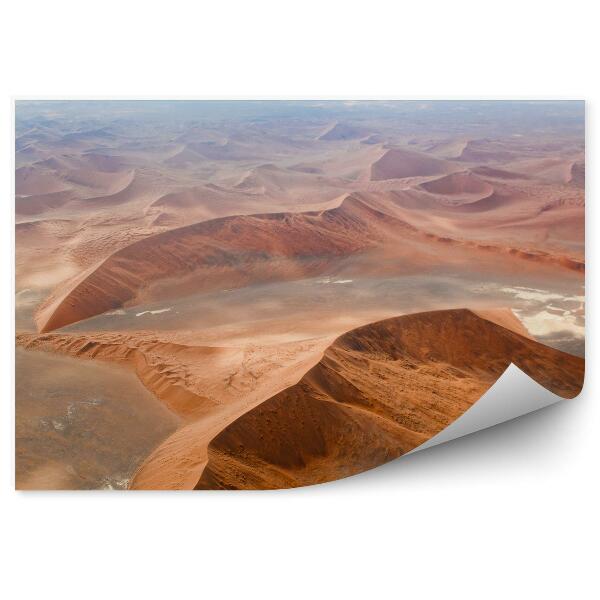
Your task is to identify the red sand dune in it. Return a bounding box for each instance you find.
[457,140,517,163]
[164,145,205,168]
[34,188,584,334]
[370,147,455,180]
[197,309,584,490]
[418,230,584,272]
[33,156,80,171]
[63,167,134,193]
[166,141,258,164]
[148,184,257,222]
[16,308,584,490]
[420,171,493,197]
[288,163,324,174]
[16,330,237,418]
[79,153,127,172]
[235,164,304,192]
[35,152,127,174]
[147,178,341,228]
[233,163,340,199]
[318,122,364,141]
[16,189,78,216]
[69,172,142,207]
[505,158,576,184]
[150,185,242,210]
[472,165,528,180]
[425,139,469,159]
[15,166,68,196]
[16,327,333,490]
[569,161,585,188]
[448,190,520,213]
[361,134,386,145]
[35,196,411,332]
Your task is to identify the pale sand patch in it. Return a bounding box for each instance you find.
[135,307,172,317]
[500,285,584,304]
[518,309,585,338]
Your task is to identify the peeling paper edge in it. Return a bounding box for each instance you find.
[408,363,566,455]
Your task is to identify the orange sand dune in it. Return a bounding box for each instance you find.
[35,151,129,172]
[569,161,585,188]
[35,188,584,333]
[60,127,114,145]
[472,165,529,180]
[235,163,313,191]
[457,140,517,163]
[233,163,346,201]
[197,309,584,490]
[186,140,255,161]
[361,134,386,145]
[16,127,62,150]
[131,336,331,490]
[17,330,239,418]
[70,171,141,207]
[15,166,68,196]
[164,145,205,168]
[472,308,533,338]
[166,141,260,164]
[378,174,584,260]
[78,152,128,172]
[147,185,256,224]
[63,167,135,194]
[288,163,324,174]
[424,138,469,159]
[419,231,584,272]
[148,178,343,228]
[16,189,79,217]
[17,308,583,490]
[17,155,130,198]
[34,196,412,332]
[34,156,81,171]
[318,122,364,141]
[504,157,576,184]
[150,185,249,211]
[16,144,53,166]
[447,190,520,213]
[420,171,493,198]
[16,328,334,490]
[370,147,456,180]
[15,219,82,292]
[371,183,520,215]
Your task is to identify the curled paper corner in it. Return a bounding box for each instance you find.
[408,363,568,455]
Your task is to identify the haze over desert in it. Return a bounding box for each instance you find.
[14,100,585,490]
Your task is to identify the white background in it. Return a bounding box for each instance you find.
[1,1,597,598]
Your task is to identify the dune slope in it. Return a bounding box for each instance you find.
[420,170,493,198]
[35,196,413,332]
[370,148,455,180]
[197,309,584,490]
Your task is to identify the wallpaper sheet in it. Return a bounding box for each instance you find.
[15,100,585,490]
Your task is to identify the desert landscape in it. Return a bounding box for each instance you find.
[14,100,585,490]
